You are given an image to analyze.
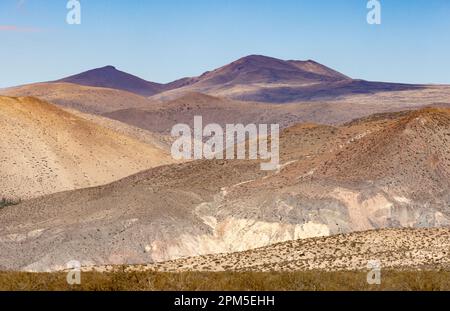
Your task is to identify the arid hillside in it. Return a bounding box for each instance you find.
[104,92,301,134]
[142,228,450,272]
[63,107,174,151]
[105,90,450,135]
[0,108,448,271]
[1,82,153,114]
[0,96,173,200]
[318,108,450,197]
[216,108,450,235]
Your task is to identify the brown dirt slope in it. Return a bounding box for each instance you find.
[1,82,153,114]
[142,228,450,272]
[108,88,450,135]
[104,92,301,134]
[318,108,450,199]
[0,96,173,200]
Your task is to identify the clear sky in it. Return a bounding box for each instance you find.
[1,0,449,88]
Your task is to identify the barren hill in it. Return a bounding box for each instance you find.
[219,108,450,236]
[57,66,164,97]
[318,108,450,198]
[105,89,450,135]
[149,55,423,103]
[144,228,450,272]
[63,107,174,151]
[186,55,349,86]
[104,92,301,134]
[0,108,449,271]
[1,82,153,114]
[0,96,173,200]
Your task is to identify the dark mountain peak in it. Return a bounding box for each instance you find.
[235,54,280,63]
[193,55,349,86]
[229,54,290,70]
[52,55,351,99]
[71,65,118,75]
[97,65,117,71]
[57,66,164,97]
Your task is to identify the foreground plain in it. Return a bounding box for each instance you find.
[0,270,449,291]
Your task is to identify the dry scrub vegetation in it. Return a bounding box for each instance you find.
[0,198,20,209]
[0,270,449,291]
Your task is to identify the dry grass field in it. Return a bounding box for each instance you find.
[0,270,449,291]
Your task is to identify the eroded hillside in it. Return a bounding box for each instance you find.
[0,108,449,271]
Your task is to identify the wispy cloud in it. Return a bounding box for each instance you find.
[0,25,42,32]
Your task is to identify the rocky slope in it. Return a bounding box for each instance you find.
[141,228,450,272]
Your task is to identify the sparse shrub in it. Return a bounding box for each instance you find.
[0,270,449,291]
[0,198,21,209]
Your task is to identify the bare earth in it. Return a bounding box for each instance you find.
[1,56,449,274]
[0,96,174,200]
[135,228,450,272]
[102,88,450,136]
[1,82,154,114]
[0,108,448,271]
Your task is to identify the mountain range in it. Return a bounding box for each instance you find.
[3,55,450,132]
[2,55,431,104]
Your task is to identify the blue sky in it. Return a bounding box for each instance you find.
[0,0,449,87]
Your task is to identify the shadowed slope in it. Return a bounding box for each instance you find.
[57,66,164,96]
[149,55,423,103]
